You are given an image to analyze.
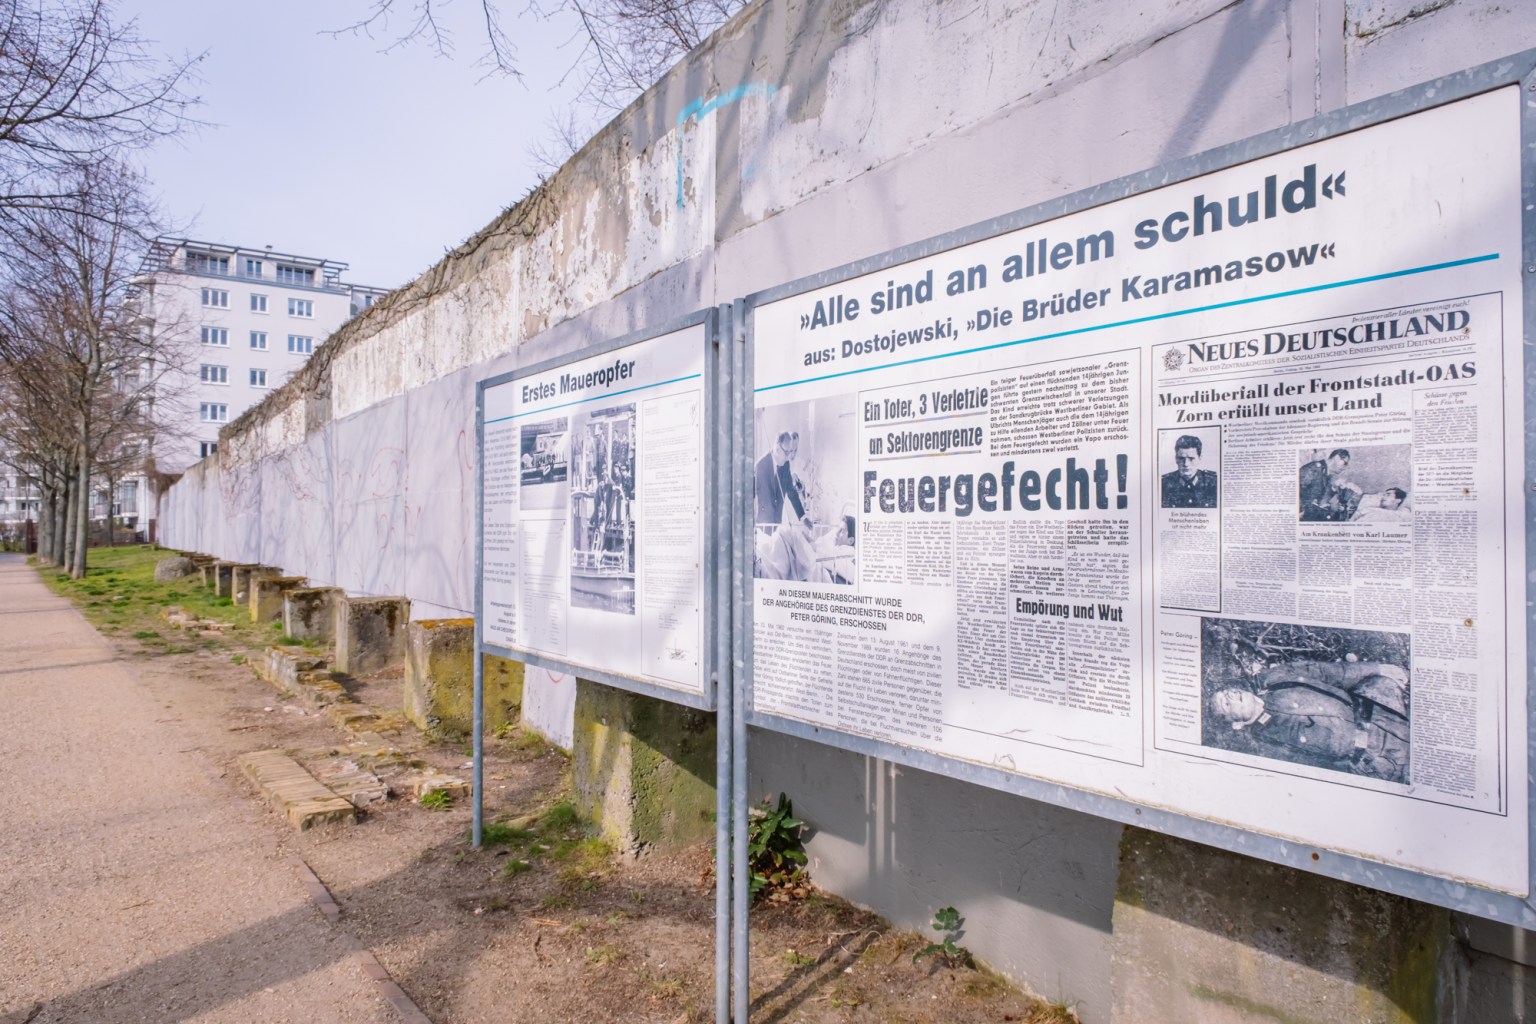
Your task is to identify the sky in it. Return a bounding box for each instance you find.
[131,0,590,289]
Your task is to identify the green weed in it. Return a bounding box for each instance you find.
[748,793,807,901]
[419,789,455,811]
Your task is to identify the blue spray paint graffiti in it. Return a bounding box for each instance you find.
[676,82,778,207]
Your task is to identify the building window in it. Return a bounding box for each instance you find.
[201,287,229,308]
[201,326,229,346]
[250,368,268,387]
[288,297,313,317]
[243,258,263,278]
[249,330,267,349]
[250,293,267,313]
[187,253,229,275]
[199,364,228,384]
[199,441,218,458]
[287,334,313,354]
[276,264,314,286]
[199,403,228,422]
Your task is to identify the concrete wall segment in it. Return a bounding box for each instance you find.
[402,369,477,615]
[1343,1,1536,103]
[716,0,1294,303]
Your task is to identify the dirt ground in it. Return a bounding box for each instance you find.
[55,554,1076,1024]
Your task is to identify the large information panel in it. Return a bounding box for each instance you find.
[480,315,715,707]
[747,85,1529,895]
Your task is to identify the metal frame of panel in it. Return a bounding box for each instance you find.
[738,51,1536,927]
[476,307,722,712]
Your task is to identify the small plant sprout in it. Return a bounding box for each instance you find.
[419,789,454,811]
[913,906,974,968]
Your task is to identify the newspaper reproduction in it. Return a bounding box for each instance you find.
[482,323,708,695]
[749,86,1527,892]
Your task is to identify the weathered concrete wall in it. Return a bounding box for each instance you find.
[573,681,717,853]
[157,1,1536,1018]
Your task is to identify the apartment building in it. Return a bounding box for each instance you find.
[137,237,388,480]
[55,237,390,539]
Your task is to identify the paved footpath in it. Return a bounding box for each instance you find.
[0,555,404,1024]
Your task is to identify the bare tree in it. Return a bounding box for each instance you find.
[0,159,169,575]
[0,0,199,222]
[336,0,744,130]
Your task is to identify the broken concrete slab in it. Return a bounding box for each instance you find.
[334,595,409,675]
[250,575,307,624]
[310,757,391,809]
[237,750,357,830]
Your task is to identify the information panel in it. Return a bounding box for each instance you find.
[481,317,713,705]
[747,86,1528,893]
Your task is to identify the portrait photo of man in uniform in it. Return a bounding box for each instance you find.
[1159,431,1219,509]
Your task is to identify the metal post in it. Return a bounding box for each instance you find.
[714,306,733,1024]
[472,385,486,849]
[731,298,751,1023]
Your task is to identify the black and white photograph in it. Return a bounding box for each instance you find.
[568,404,636,614]
[1297,443,1412,524]
[753,394,858,585]
[1199,617,1411,784]
[518,417,569,510]
[1158,426,1220,509]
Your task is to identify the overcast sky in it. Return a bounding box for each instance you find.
[132,0,588,289]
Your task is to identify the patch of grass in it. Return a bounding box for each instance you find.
[502,858,533,879]
[131,629,160,639]
[539,893,571,910]
[36,546,267,650]
[419,789,455,811]
[583,944,621,967]
[783,948,816,968]
[509,728,549,755]
[541,800,580,832]
[231,654,246,665]
[480,822,535,847]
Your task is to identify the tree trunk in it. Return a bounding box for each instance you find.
[72,443,89,578]
[57,467,73,569]
[37,478,55,564]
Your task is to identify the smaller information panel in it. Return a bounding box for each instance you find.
[480,317,714,704]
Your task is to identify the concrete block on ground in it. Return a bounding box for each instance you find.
[250,575,306,624]
[333,595,409,675]
[572,678,715,853]
[1110,827,1452,1024]
[212,562,239,597]
[231,564,280,605]
[153,555,195,581]
[237,750,357,830]
[403,618,472,735]
[284,587,341,643]
[403,619,521,736]
[402,771,470,802]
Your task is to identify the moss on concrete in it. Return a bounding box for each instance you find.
[572,678,715,852]
[403,622,525,736]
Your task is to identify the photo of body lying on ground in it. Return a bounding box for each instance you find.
[1200,617,1411,785]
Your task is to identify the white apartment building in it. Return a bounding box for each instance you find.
[118,238,388,535]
